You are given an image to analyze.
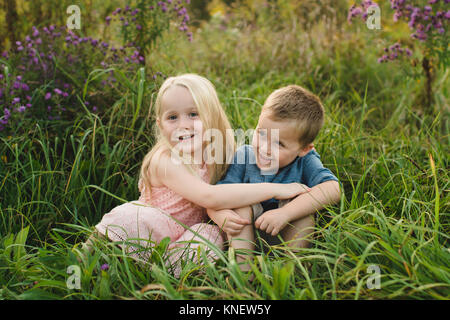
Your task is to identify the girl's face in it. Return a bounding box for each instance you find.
[157,85,204,159]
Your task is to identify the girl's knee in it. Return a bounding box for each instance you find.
[234,206,254,220]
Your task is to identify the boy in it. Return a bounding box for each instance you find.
[207,85,340,268]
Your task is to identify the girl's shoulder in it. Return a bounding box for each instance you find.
[148,147,172,188]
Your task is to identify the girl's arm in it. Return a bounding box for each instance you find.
[154,152,308,210]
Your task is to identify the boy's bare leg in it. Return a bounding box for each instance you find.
[281,214,315,249]
[228,206,255,273]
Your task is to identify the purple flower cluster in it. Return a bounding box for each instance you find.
[348,0,379,22]
[348,0,448,64]
[0,71,33,130]
[389,0,449,41]
[378,43,413,62]
[106,0,193,56]
[0,24,143,132]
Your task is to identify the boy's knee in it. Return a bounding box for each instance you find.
[282,214,315,249]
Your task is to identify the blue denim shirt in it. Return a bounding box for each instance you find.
[216,144,338,209]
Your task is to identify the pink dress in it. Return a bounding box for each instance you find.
[95,163,224,277]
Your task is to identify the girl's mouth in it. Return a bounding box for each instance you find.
[178,134,195,141]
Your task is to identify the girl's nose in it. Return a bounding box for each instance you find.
[179,115,192,129]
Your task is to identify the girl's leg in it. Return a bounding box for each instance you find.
[168,223,224,277]
[81,230,106,253]
[228,206,255,272]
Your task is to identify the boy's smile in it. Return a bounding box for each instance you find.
[252,111,313,173]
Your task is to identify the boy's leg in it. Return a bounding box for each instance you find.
[228,206,255,272]
[277,199,315,249]
[280,214,315,249]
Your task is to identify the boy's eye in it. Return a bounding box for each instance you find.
[278,141,284,148]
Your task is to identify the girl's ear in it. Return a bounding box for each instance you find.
[156,117,161,129]
[298,143,314,157]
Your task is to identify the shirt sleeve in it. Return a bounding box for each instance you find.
[301,150,338,187]
[215,145,248,185]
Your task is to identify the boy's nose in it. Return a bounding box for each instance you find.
[259,141,272,156]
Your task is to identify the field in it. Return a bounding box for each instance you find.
[0,0,449,300]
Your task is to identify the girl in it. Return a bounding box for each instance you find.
[87,74,307,277]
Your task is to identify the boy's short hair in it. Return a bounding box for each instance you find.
[262,85,324,148]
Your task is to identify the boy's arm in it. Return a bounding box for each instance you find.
[279,180,340,220]
[255,180,340,236]
[286,148,341,219]
[255,149,340,236]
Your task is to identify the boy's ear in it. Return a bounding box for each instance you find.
[298,143,314,157]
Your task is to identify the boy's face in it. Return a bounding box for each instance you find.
[252,111,313,173]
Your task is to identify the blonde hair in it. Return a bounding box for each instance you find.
[139,74,235,195]
[262,85,324,148]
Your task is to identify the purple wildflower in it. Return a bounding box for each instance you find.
[101,263,109,271]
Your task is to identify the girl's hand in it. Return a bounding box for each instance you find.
[274,183,311,200]
[210,209,251,236]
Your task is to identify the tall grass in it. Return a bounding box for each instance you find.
[0,1,449,300]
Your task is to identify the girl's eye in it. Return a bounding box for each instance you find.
[167,115,177,120]
[189,112,199,118]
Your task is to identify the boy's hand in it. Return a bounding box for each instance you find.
[274,183,310,200]
[210,209,250,236]
[254,209,290,236]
